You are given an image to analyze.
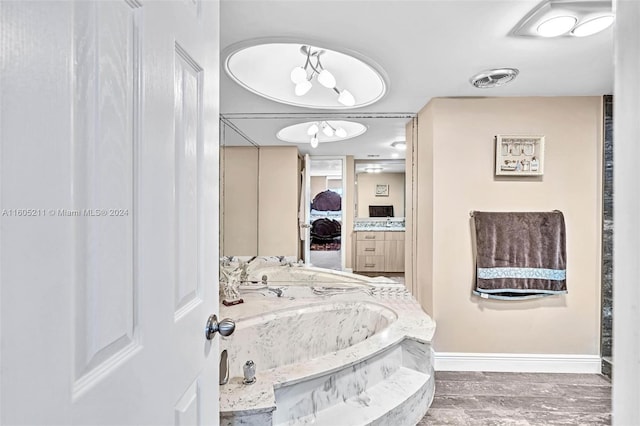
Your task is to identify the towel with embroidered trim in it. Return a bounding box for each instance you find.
[473,211,567,300]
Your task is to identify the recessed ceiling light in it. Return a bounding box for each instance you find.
[391,141,406,150]
[537,15,577,37]
[224,42,387,109]
[364,166,383,173]
[511,0,614,38]
[572,15,614,37]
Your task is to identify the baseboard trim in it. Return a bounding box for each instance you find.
[434,352,601,374]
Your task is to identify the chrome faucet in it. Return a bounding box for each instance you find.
[238,274,283,297]
[262,275,283,297]
[265,287,283,297]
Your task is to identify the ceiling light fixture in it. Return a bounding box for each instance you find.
[572,15,615,37]
[364,166,383,174]
[511,0,614,38]
[291,46,355,107]
[391,141,407,150]
[276,120,367,149]
[306,121,348,148]
[536,15,577,37]
[225,41,387,109]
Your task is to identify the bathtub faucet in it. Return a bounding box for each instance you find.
[239,274,283,297]
[261,275,283,297]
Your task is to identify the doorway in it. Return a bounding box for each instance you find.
[306,157,346,270]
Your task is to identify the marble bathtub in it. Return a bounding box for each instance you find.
[223,302,397,378]
[219,281,436,426]
[245,264,397,287]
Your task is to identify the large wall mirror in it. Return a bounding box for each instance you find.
[219,119,259,256]
[354,159,405,219]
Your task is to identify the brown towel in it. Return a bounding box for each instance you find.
[473,211,567,299]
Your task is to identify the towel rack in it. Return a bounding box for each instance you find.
[470,209,562,218]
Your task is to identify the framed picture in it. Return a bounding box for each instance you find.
[495,135,545,176]
[375,184,389,197]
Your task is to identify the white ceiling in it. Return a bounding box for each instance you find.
[219,0,614,160]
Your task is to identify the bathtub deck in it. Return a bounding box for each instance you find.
[219,284,436,426]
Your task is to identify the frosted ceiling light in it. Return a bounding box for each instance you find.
[307,123,319,136]
[572,15,614,36]
[391,141,406,150]
[537,15,577,37]
[225,42,387,109]
[335,127,348,138]
[511,0,614,38]
[321,122,334,137]
[295,80,312,96]
[317,69,337,89]
[290,66,307,84]
[277,120,367,148]
[364,166,383,173]
[337,89,356,107]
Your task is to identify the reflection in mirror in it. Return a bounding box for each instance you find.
[219,118,259,257]
[354,159,405,218]
[307,157,345,271]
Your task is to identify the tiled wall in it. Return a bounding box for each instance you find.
[602,95,613,378]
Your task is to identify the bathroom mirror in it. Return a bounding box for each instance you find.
[354,159,405,218]
[219,118,259,256]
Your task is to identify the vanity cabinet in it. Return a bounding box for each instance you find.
[354,231,404,273]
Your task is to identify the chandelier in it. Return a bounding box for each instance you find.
[290,46,356,107]
[307,121,348,148]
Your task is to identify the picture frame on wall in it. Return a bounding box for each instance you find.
[495,135,545,176]
[375,184,389,197]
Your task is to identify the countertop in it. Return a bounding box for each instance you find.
[353,218,405,232]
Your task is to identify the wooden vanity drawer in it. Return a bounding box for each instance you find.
[384,231,405,241]
[356,240,384,256]
[356,255,385,272]
[356,231,384,241]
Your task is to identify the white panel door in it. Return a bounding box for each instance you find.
[0,1,220,424]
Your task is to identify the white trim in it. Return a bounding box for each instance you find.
[434,352,601,374]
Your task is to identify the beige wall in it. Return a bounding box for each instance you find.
[413,97,602,355]
[258,146,299,257]
[221,146,258,256]
[310,176,328,201]
[357,172,405,217]
[222,146,300,257]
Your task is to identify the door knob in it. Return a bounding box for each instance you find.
[205,314,235,340]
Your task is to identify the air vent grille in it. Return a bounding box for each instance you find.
[470,68,519,89]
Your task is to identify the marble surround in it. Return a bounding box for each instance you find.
[219,267,436,426]
[245,264,397,286]
[601,94,613,378]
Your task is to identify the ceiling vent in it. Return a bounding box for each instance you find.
[470,68,519,89]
